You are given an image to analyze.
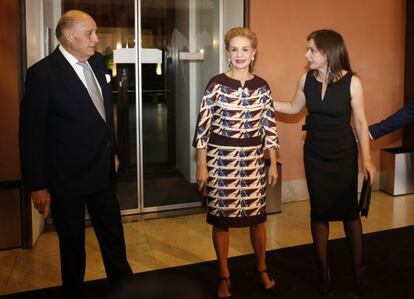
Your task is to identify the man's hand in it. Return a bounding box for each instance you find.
[115,155,120,173]
[31,189,51,218]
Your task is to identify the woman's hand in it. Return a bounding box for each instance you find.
[196,164,209,194]
[363,159,376,185]
[267,163,279,188]
[196,149,208,194]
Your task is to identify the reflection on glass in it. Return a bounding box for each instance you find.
[61,0,223,212]
[63,0,138,211]
[142,0,220,209]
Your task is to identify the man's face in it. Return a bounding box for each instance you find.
[65,16,99,61]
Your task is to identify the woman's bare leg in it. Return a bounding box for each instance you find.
[213,226,231,297]
[250,223,275,288]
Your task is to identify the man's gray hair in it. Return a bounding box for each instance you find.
[55,10,92,40]
[55,15,76,40]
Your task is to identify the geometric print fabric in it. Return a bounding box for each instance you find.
[193,74,280,227]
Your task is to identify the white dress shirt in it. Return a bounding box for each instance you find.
[58,45,103,97]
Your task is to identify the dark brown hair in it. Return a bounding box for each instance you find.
[307,29,352,83]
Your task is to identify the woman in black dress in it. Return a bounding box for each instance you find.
[193,27,280,298]
[273,29,376,294]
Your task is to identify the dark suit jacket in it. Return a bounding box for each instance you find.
[19,48,116,196]
[369,99,414,140]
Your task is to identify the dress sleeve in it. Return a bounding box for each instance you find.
[192,81,217,148]
[261,88,280,150]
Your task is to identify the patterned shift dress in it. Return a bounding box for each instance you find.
[193,73,279,228]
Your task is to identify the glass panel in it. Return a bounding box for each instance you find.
[141,0,220,209]
[62,0,138,211]
[58,0,244,212]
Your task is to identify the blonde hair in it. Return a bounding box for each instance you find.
[224,27,257,50]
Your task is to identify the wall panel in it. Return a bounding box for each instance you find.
[0,0,21,181]
[251,0,405,182]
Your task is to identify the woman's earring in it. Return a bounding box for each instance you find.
[228,58,232,68]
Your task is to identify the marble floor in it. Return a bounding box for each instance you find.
[1,191,414,295]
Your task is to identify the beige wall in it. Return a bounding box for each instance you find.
[251,0,405,182]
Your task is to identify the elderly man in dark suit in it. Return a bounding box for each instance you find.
[369,99,414,139]
[19,10,132,298]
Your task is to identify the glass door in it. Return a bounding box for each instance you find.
[61,0,245,214]
[60,0,139,214]
[138,0,221,211]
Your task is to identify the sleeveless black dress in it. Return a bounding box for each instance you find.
[303,70,359,221]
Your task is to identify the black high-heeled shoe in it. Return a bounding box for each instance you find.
[217,277,233,299]
[317,269,331,296]
[256,268,280,296]
[317,279,331,296]
[354,267,367,296]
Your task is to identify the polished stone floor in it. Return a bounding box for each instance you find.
[1,191,414,295]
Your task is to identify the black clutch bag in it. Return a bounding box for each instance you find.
[359,178,371,217]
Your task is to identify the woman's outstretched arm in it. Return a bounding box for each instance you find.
[273,73,307,114]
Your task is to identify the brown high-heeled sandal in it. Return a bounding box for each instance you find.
[217,277,233,299]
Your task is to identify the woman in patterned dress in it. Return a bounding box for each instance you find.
[273,29,376,295]
[193,27,280,298]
